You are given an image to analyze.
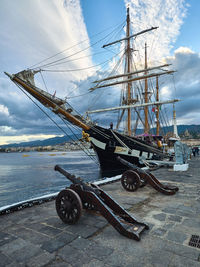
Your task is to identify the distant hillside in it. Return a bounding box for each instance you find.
[136,124,200,136]
[177,124,200,134]
[0,134,81,148]
[1,124,200,148]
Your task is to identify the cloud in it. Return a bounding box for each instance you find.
[0,0,95,144]
[164,47,200,123]
[124,0,188,63]
[83,46,200,128]
[1,1,91,60]
[0,104,9,116]
[1,0,199,145]
[0,134,59,145]
[0,126,16,135]
[0,0,93,95]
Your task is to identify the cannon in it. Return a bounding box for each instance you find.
[54,165,149,241]
[118,157,179,195]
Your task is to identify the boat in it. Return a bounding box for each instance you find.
[5,8,179,177]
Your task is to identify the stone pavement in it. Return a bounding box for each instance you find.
[0,157,200,266]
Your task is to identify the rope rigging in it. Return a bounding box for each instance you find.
[13,81,99,165]
[29,20,125,69]
[16,12,176,156]
[87,50,126,112]
[40,53,123,72]
[30,21,126,70]
[39,50,109,67]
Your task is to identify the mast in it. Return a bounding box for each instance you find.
[96,10,158,134]
[156,76,160,135]
[126,7,131,136]
[144,43,149,134]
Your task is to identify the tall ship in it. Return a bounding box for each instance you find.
[5,8,179,176]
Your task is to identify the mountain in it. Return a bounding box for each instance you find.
[136,124,200,136]
[0,134,81,148]
[177,124,200,134]
[1,124,200,149]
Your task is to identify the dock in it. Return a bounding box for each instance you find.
[0,157,200,266]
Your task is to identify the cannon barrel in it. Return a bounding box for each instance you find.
[55,165,84,186]
[117,156,147,174]
[54,165,99,194]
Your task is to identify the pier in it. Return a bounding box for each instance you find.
[0,157,200,266]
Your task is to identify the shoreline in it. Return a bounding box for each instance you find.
[0,175,121,215]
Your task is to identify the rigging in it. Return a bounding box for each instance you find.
[13,81,99,165]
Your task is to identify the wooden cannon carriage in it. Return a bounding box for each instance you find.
[118,157,179,195]
[54,165,149,241]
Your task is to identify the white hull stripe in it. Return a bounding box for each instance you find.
[89,137,106,150]
[90,138,153,159]
[114,146,140,157]
[114,149,153,159]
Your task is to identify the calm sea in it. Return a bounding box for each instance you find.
[0,151,100,208]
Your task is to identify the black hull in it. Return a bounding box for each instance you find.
[93,145,144,177]
[87,126,165,177]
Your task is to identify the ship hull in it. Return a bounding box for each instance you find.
[92,144,144,177]
[87,126,164,177]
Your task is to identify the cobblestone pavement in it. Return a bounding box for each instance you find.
[0,157,200,266]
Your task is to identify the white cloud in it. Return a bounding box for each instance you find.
[174,46,195,55]
[1,0,200,146]
[0,104,9,116]
[0,126,16,135]
[0,0,93,93]
[0,0,96,146]
[124,0,188,63]
[0,134,59,145]
[160,85,171,99]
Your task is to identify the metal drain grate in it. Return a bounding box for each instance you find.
[189,235,200,249]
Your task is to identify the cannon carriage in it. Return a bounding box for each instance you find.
[54,165,149,241]
[118,157,179,195]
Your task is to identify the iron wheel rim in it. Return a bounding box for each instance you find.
[56,189,82,224]
[121,170,141,191]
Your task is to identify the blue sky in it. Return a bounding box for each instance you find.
[173,0,200,52]
[81,0,126,33]
[0,0,200,145]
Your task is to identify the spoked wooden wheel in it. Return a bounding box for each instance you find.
[121,170,141,192]
[56,189,82,224]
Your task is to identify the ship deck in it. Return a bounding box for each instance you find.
[0,157,200,266]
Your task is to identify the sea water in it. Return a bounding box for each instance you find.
[0,151,100,208]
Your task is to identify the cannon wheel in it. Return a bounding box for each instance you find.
[137,172,148,188]
[121,170,141,192]
[56,189,82,224]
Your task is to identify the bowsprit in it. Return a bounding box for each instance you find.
[54,165,149,241]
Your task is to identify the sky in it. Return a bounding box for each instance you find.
[0,0,200,145]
